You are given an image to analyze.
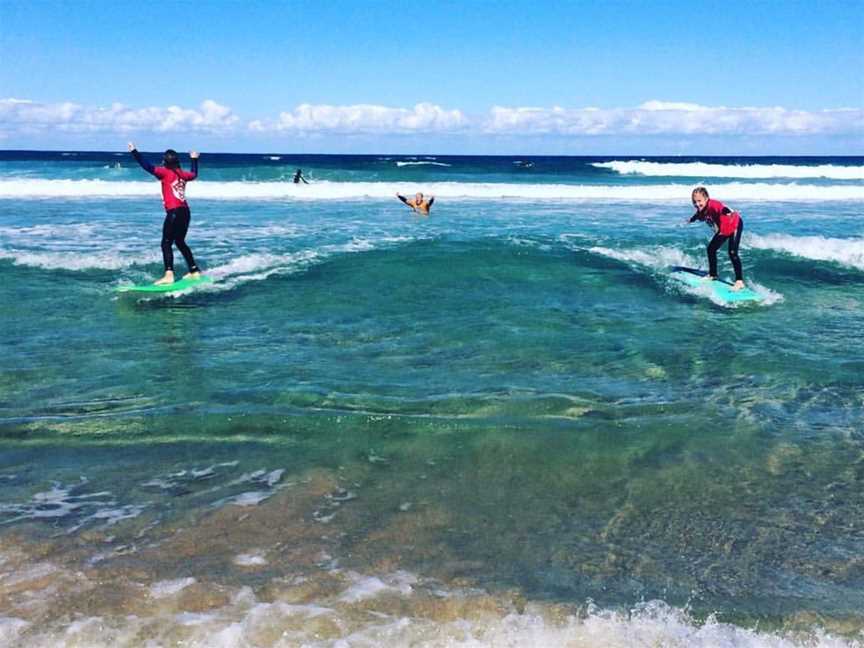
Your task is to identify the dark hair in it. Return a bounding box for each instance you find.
[692,186,709,199]
[162,149,180,169]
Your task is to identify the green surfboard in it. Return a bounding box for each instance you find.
[669,266,762,304]
[117,275,214,294]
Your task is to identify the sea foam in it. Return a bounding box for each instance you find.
[748,234,864,271]
[1,178,862,201]
[594,160,864,180]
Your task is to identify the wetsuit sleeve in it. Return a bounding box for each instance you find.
[177,158,198,181]
[427,197,435,207]
[131,149,158,177]
[689,211,704,223]
[397,194,409,204]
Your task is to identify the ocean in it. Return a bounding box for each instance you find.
[1,151,863,647]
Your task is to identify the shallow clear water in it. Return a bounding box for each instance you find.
[1,152,863,646]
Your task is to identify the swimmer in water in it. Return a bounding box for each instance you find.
[396,192,435,216]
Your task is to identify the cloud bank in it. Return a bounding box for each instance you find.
[249,102,469,134]
[1,98,862,141]
[0,99,239,136]
[483,102,864,136]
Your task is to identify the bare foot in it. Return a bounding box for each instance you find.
[731,280,745,292]
[182,271,201,280]
[703,275,717,282]
[154,271,175,285]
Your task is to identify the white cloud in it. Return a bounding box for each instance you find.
[0,98,239,134]
[0,98,861,141]
[482,102,864,136]
[249,102,468,134]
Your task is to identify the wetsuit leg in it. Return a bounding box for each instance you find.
[171,206,199,273]
[727,220,744,282]
[161,210,177,271]
[706,233,727,278]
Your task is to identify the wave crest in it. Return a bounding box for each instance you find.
[595,160,864,180]
[1,179,862,201]
[749,234,864,270]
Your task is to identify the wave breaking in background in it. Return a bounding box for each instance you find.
[1,178,862,201]
[594,160,864,180]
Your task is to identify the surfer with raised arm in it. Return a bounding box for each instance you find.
[128,142,202,285]
[293,168,309,184]
[396,192,435,216]
[688,186,745,291]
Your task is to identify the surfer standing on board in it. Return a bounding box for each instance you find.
[396,192,435,216]
[128,142,202,285]
[688,186,745,291]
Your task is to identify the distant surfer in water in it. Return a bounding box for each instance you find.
[396,192,435,216]
[293,169,309,184]
[128,142,202,285]
[688,186,745,291]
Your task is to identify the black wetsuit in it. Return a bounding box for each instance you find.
[160,206,198,274]
[706,220,744,281]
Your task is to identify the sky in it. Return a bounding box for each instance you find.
[1,0,862,154]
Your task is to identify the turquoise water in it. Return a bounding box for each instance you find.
[1,153,863,646]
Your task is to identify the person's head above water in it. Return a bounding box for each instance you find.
[415,192,424,201]
[162,149,180,169]
[692,186,710,211]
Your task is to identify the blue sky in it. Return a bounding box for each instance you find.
[1,0,862,154]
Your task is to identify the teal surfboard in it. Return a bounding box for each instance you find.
[669,266,762,304]
[117,275,214,294]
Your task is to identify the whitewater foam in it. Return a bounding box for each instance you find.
[395,161,452,167]
[749,234,864,271]
[595,160,864,180]
[1,573,857,648]
[2,178,862,201]
[587,245,783,307]
[0,249,158,271]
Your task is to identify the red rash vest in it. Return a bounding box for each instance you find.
[694,198,741,237]
[131,149,198,210]
[153,166,197,210]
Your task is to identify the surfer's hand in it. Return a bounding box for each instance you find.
[127,142,136,152]
[190,151,199,159]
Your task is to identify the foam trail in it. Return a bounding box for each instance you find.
[588,245,701,273]
[749,234,864,271]
[588,245,783,307]
[1,179,863,201]
[595,160,864,180]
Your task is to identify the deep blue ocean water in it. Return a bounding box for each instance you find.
[1,151,863,646]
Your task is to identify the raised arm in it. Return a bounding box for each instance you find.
[128,142,158,177]
[181,151,199,181]
[396,193,409,205]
